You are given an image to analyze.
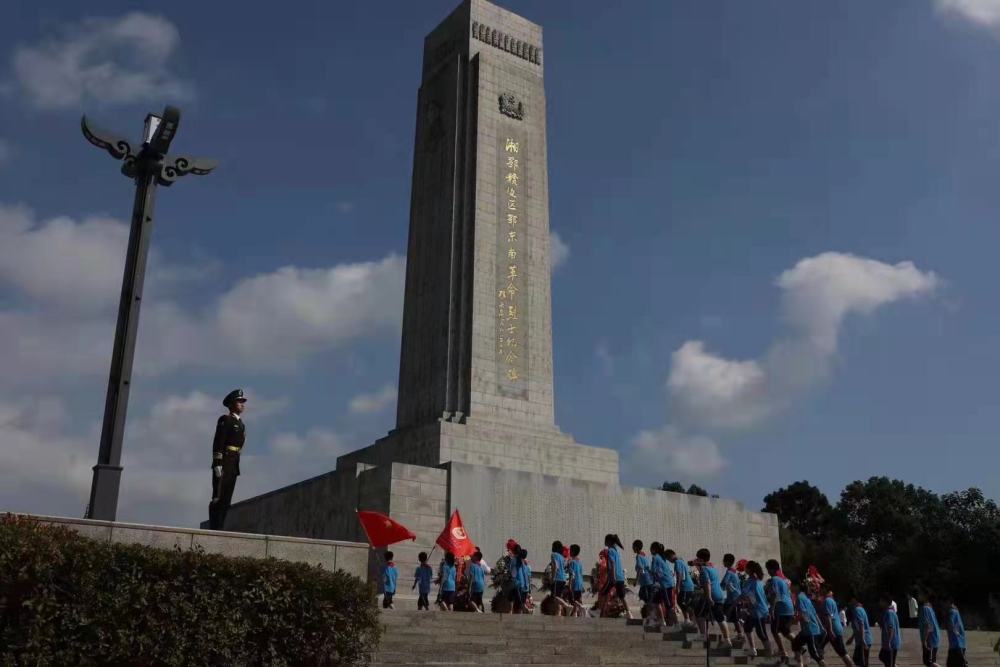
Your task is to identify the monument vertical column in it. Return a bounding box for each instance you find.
[395,0,557,433]
[396,2,474,431]
[466,0,555,429]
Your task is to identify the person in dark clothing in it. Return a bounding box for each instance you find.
[208,389,247,530]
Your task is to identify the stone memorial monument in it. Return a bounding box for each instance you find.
[222,0,780,573]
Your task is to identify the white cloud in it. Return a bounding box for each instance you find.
[270,428,346,458]
[12,12,193,109]
[550,231,569,270]
[0,397,95,517]
[0,204,129,312]
[625,252,938,483]
[348,384,397,415]
[624,426,727,485]
[667,253,937,433]
[0,203,406,384]
[936,0,1000,28]
[667,341,770,431]
[775,253,939,354]
[213,258,404,366]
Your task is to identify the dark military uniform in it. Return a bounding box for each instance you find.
[209,389,246,530]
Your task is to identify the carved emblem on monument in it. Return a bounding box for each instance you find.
[498,93,525,120]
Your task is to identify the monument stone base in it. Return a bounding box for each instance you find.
[222,424,779,579]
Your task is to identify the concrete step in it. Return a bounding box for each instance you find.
[372,657,747,666]
[375,610,1000,667]
[379,637,692,653]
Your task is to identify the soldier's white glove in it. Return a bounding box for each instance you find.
[213,465,222,478]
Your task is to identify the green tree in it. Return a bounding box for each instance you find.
[661,481,686,493]
[836,477,941,557]
[762,481,833,540]
[763,479,1000,628]
[777,525,809,578]
[687,484,709,497]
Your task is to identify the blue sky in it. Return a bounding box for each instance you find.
[1,0,998,527]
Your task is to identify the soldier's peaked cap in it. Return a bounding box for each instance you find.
[223,388,247,408]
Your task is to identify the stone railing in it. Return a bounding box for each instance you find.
[15,513,369,579]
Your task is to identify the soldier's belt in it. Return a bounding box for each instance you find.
[226,446,242,453]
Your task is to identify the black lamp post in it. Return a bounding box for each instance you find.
[81,106,216,521]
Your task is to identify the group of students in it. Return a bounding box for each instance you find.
[381,549,494,613]
[629,538,969,667]
[378,534,971,667]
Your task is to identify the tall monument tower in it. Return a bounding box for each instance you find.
[397,0,556,431]
[224,0,780,573]
[379,0,623,487]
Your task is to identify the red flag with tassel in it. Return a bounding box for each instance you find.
[435,509,476,557]
[355,510,416,548]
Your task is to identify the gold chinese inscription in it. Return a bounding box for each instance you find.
[496,133,528,397]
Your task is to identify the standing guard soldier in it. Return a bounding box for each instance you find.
[208,388,247,530]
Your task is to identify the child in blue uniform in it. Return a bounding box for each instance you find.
[721,554,745,644]
[550,541,572,614]
[650,542,677,626]
[696,548,732,648]
[847,595,873,667]
[632,540,654,608]
[879,593,901,667]
[918,592,941,667]
[790,582,826,666]
[569,544,586,617]
[942,596,966,667]
[468,551,487,613]
[669,550,695,624]
[820,587,852,666]
[439,551,457,611]
[601,534,634,619]
[741,561,771,658]
[508,548,526,614]
[381,551,398,610]
[413,551,434,611]
[766,559,796,663]
[518,548,533,611]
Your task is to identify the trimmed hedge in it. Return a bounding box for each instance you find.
[0,514,380,666]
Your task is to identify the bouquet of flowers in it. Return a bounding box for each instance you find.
[804,565,825,596]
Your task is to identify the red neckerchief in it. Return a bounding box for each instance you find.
[639,551,647,557]
[386,561,395,567]
[704,562,714,567]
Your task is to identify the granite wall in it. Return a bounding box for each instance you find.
[447,462,781,569]
[19,514,369,579]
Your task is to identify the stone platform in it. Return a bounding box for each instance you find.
[223,458,779,585]
[16,513,369,579]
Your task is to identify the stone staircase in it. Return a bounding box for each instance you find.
[373,604,999,667]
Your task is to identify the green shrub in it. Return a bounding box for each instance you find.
[0,514,380,666]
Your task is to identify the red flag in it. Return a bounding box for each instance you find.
[355,510,416,548]
[435,509,476,557]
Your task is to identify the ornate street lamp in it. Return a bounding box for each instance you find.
[81,106,217,521]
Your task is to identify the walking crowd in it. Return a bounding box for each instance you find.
[379,534,971,667]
